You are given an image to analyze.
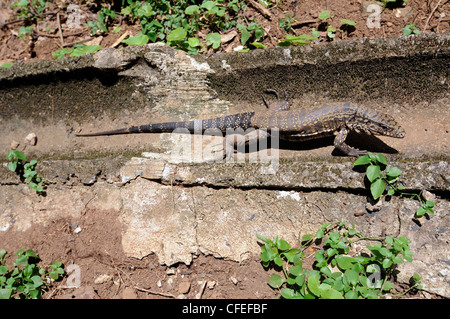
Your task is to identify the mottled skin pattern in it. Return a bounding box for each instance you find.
[76,91,405,157]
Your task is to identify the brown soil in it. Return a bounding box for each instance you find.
[0,0,447,300]
[0,0,449,64]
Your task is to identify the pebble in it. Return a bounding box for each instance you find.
[178,281,191,294]
[165,278,174,292]
[229,276,238,285]
[207,281,216,289]
[94,274,112,284]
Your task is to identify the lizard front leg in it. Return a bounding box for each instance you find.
[334,127,368,157]
[222,129,271,161]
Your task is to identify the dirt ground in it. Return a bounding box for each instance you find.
[0,0,449,64]
[0,0,448,299]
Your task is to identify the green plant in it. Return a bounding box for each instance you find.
[354,152,435,218]
[6,149,45,193]
[277,32,319,46]
[52,44,102,60]
[402,23,421,35]
[0,62,15,68]
[279,13,295,33]
[86,7,118,35]
[11,0,49,22]
[258,221,422,299]
[0,248,64,299]
[18,25,33,38]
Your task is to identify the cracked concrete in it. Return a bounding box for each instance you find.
[0,33,449,297]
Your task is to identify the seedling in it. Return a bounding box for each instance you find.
[6,149,45,194]
[402,23,421,35]
[258,221,422,299]
[11,0,49,22]
[354,153,436,218]
[52,44,102,60]
[0,248,64,299]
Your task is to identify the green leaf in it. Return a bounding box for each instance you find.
[289,265,302,277]
[382,258,392,269]
[386,166,402,178]
[341,19,356,26]
[188,37,200,48]
[353,154,371,166]
[296,235,310,245]
[12,150,27,161]
[280,287,298,299]
[344,269,359,286]
[122,34,150,46]
[316,228,324,239]
[318,10,331,20]
[201,1,216,11]
[276,239,291,251]
[240,27,250,45]
[14,255,28,267]
[206,32,221,49]
[249,42,267,49]
[256,233,272,245]
[336,256,355,270]
[307,270,321,297]
[274,256,283,267]
[185,5,200,15]
[268,274,284,288]
[71,44,102,57]
[370,178,386,200]
[375,153,387,165]
[366,165,381,182]
[7,161,17,172]
[0,266,8,275]
[0,288,12,299]
[320,285,344,299]
[167,27,187,42]
[0,62,15,68]
[345,290,358,299]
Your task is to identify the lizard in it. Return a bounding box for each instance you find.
[75,90,405,158]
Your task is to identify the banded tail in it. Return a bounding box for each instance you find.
[75,112,256,137]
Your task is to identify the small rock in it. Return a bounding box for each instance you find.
[121,287,138,299]
[10,140,20,150]
[365,196,383,212]
[354,210,366,217]
[24,133,37,146]
[207,281,216,289]
[94,274,112,284]
[166,268,176,275]
[165,278,174,292]
[420,190,436,202]
[177,294,187,299]
[229,276,238,285]
[157,280,162,288]
[178,280,191,294]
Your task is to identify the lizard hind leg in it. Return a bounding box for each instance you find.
[333,127,368,157]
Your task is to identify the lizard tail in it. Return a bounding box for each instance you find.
[75,122,184,137]
[75,112,256,137]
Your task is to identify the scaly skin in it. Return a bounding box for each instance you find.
[76,96,405,157]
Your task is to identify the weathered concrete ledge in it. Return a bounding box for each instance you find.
[1,33,449,297]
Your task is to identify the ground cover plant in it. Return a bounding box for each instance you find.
[258,221,422,299]
[0,248,64,299]
[354,153,436,218]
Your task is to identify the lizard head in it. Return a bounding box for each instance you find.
[351,108,406,138]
